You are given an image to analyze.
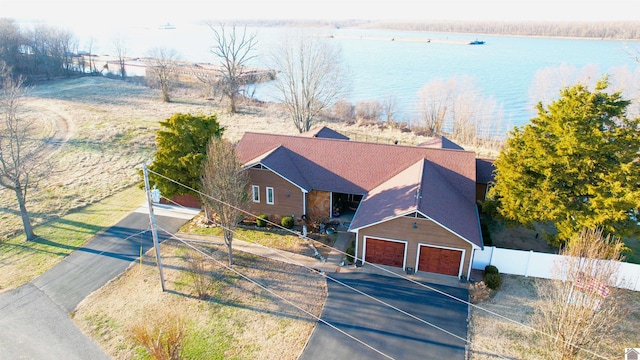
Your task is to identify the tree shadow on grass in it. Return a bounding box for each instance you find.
[164,287,319,324]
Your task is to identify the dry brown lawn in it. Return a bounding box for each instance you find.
[73,240,326,359]
[468,275,640,359]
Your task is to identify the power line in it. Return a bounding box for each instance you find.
[156,227,396,360]
[155,209,510,359]
[145,166,609,359]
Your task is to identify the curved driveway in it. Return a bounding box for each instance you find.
[0,204,199,359]
[299,272,469,360]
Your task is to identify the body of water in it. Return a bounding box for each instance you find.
[66,21,640,134]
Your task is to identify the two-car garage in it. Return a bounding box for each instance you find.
[363,237,465,278]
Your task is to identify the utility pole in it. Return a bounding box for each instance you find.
[142,162,166,292]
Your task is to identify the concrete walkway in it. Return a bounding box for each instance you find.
[176,229,351,273]
[178,229,468,289]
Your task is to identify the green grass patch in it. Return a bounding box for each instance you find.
[84,311,120,339]
[180,221,303,253]
[0,186,146,290]
[179,322,240,360]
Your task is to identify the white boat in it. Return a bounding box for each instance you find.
[158,22,176,30]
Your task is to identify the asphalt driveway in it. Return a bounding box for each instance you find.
[0,204,199,359]
[299,272,469,360]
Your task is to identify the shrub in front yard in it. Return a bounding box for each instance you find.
[484,265,499,275]
[256,214,268,227]
[131,311,187,360]
[281,216,294,229]
[484,272,502,290]
[345,246,355,263]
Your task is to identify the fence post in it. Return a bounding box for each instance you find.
[488,246,495,266]
[524,250,533,277]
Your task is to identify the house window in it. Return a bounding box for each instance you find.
[252,185,260,203]
[266,187,274,205]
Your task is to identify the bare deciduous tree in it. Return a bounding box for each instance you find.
[270,31,347,133]
[381,95,398,123]
[185,249,211,299]
[112,35,127,79]
[145,47,181,102]
[533,227,628,360]
[529,64,599,111]
[200,137,249,266]
[206,23,257,113]
[0,64,38,240]
[355,100,382,123]
[417,78,451,136]
[417,75,504,149]
[332,99,355,124]
[0,19,23,75]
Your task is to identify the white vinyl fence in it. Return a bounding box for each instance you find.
[472,246,640,291]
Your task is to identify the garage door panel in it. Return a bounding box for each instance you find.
[365,238,405,268]
[418,246,462,276]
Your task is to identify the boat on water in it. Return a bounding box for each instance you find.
[158,22,176,30]
[469,39,485,45]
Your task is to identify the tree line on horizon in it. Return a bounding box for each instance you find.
[0,18,84,82]
[377,20,640,40]
[227,19,640,40]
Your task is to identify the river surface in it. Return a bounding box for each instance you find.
[66,21,640,134]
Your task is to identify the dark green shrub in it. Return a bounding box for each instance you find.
[481,222,492,246]
[484,272,502,290]
[345,246,355,263]
[281,216,294,229]
[484,265,499,275]
[256,214,268,227]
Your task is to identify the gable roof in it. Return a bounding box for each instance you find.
[235,131,482,248]
[476,158,495,184]
[300,126,350,140]
[418,136,465,150]
[243,146,312,192]
[236,132,477,202]
[350,159,483,248]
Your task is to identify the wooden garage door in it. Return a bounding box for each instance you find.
[365,238,405,268]
[418,246,462,276]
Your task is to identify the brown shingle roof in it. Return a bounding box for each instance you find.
[236,132,477,201]
[418,136,465,150]
[235,131,482,247]
[476,158,495,184]
[350,159,482,247]
[300,126,350,140]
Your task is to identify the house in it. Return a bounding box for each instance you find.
[235,126,489,280]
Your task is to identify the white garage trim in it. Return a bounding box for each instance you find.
[415,243,466,278]
[363,236,408,270]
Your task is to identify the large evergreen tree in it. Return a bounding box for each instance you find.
[145,113,223,199]
[487,78,640,245]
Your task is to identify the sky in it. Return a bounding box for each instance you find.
[3,0,640,27]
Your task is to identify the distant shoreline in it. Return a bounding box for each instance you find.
[225,18,640,41]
